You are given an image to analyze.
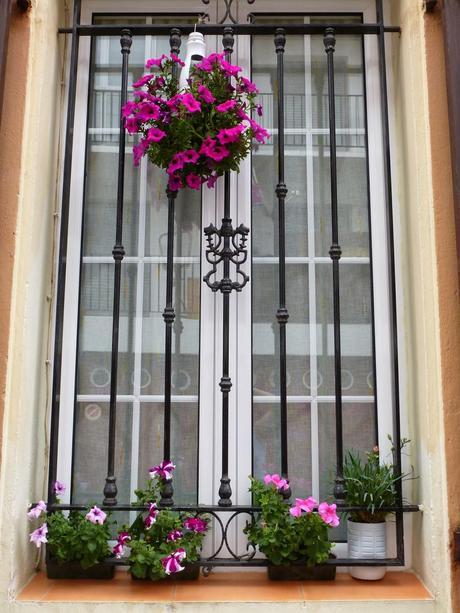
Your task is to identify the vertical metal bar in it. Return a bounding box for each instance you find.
[160,28,181,507]
[48,0,82,504]
[218,25,234,508]
[274,28,290,499]
[375,0,404,562]
[103,28,132,506]
[323,27,345,501]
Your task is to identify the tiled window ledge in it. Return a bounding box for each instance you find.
[14,570,435,612]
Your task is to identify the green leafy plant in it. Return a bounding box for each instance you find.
[343,437,413,523]
[244,475,339,567]
[118,461,209,580]
[27,485,112,570]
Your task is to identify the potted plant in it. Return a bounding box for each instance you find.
[119,461,209,581]
[343,438,412,580]
[27,482,114,579]
[122,52,268,191]
[245,474,339,581]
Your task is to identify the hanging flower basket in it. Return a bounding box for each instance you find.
[122,53,268,191]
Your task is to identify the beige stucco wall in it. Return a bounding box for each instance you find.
[0,0,457,611]
[0,0,65,603]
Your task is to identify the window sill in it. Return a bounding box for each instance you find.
[17,570,434,611]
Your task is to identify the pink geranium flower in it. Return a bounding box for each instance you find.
[167,529,183,542]
[198,85,216,104]
[85,506,107,525]
[180,93,201,113]
[216,99,237,113]
[29,523,48,548]
[318,502,340,528]
[27,500,47,521]
[185,173,202,190]
[289,497,317,518]
[263,473,290,491]
[162,548,186,574]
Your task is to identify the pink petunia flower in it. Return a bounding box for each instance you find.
[239,76,258,94]
[121,100,137,119]
[170,53,185,67]
[182,149,200,164]
[133,140,149,166]
[168,174,183,191]
[180,93,201,113]
[249,119,269,143]
[289,497,317,518]
[206,174,218,188]
[144,502,159,530]
[149,460,176,481]
[136,102,160,122]
[318,502,340,528]
[198,85,216,104]
[125,116,140,134]
[256,104,263,117]
[27,500,47,521]
[216,99,237,113]
[263,473,290,491]
[185,173,202,190]
[29,523,48,548]
[183,517,207,533]
[85,506,107,525]
[221,60,242,76]
[54,481,66,497]
[112,531,131,558]
[146,127,167,143]
[145,54,167,68]
[167,529,183,542]
[216,124,244,145]
[133,74,154,89]
[161,548,186,575]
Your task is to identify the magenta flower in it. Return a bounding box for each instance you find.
[207,52,225,64]
[198,85,216,104]
[183,517,207,533]
[181,93,201,113]
[256,104,263,117]
[167,153,185,175]
[162,548,186,575]
[122,100,137,119]
[216,99,237,113]
[137,102,160,122]
[199,138,230,162]
[29,523,48,548]
[195,58,213,72]
[145,54,167,68]
[263,473,290,491]
[133,74,154,89]
[144,502,159,530]
[168,174,183,192]
[54,481,66,497]
[85,506,107,525]
[236,107,249,121]
[185,173,202,190]
[133,140,149,166]
[149,460,176,481]
[112,531,131,558]
[170,53,185,67]
[146,127,167,143]
[27,500,47,521]
[249,119,269,143]
[206,174,218,188]
[167,529,183,542]
[239,76,258,94]
[182,149,200,164]
[318,502,340,528]
[125,117,140,134]
[289,497,317,518]
[217,124,244,145]
[221,60,242,76]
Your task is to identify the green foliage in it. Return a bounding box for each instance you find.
[343,437,413,522]
[244,479,332,567]
[46,511,112,569]
[126,474,208,580]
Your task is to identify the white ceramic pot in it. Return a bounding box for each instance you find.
[347,519,387,580]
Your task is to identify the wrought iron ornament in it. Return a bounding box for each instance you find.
[203,221,250,293]
[201,0,255,24]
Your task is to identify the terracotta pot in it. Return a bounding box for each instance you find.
[347,519,387,580]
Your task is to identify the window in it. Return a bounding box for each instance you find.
[51,0,407,563]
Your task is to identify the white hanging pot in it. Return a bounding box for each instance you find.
[179,31,206,90]
[347,519,387,580]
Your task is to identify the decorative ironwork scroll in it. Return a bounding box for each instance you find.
[201,0,256,24]
[203,221,250,293]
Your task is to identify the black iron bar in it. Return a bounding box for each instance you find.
[160,28,181,508]
[376,0,404,563]
[103,29,132,506]
[324,27,345,501]
[102,557,405,567]
[274,28,290,500]
[218,26,235,508]
[58,24,400,36]
[47,0,82,505]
